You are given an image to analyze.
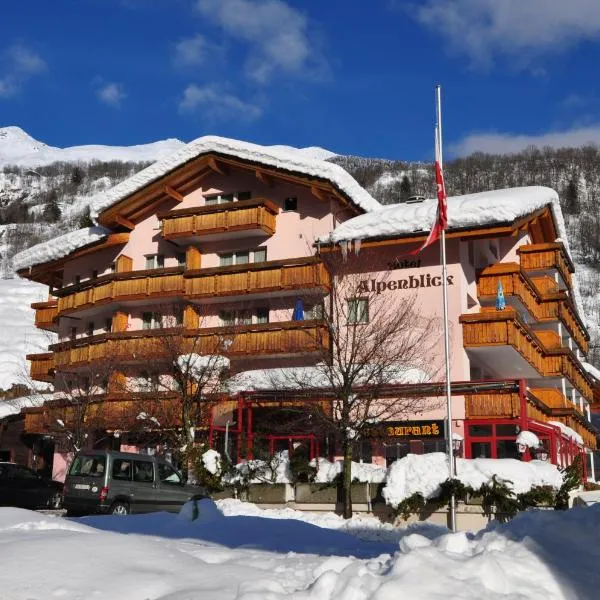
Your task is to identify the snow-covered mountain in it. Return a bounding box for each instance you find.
[0,126,185,168]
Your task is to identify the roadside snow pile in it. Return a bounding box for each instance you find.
[382,452,562,508]
[12,226,111,271]
[313,457,387,484]
[2,501,600,599]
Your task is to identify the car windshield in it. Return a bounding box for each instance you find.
[69,455,106,478]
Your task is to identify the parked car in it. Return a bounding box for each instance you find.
[0,462,63,510]
[63,451,207,516]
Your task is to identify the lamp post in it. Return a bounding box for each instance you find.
[451,433,464,483]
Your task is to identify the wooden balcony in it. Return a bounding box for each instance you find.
[27,353,54,382]
[49,320,329,368]
[518,243,573,288]
[465,390,521,419]
[538,296,589,353]
[56,267,185,314]
[185,257,330,299]
[159,198,278,241]
[31,300,58,331]
[460,309,593,401]
[477,263,545,320]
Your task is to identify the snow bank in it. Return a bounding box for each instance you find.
[89,135,380,219]
[224,450,293,485]
[0,278,55,391]
[312,457,387,484]
[382,452,563,508]
[12,226,111,272]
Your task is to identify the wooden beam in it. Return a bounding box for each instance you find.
[255,169,274,187]
[208,157,226,175]
[165,185,184,203]
[114,214,136,231]
[311,186,327,202]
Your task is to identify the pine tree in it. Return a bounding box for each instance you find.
[563,177,580,215]
[78,206,94,228]
[43,192,61,222]
[399,175,412,202]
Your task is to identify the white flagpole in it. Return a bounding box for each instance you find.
[436,84,457,532]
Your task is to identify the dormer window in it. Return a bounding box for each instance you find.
[205,191,251,205]
[284,197,298,212]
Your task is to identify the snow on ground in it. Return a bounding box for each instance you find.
[0,499,599,599]
[0,278,54,391]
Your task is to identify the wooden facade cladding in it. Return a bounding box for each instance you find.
[52,258,329,315]
[476,262,589,353]
[31,300,58,332]
[465,391,521,419]
[459,308,593,401]
[48,320,328,368]
[27,353,54,382]
[158,198,278,240]
[517,242,573,287]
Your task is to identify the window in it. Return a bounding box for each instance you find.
[237,310,252,325]
[75,275,81,285]
[254,248,267,263]
[306,304,324,320]
[176,253,186,267]
[219,249,266,267]
[284,197,298,212]
[87,322,94,337]
[237,191,252,201]
[205,192,235,205]
[92,270,98,279]
[467,422,521,460]
[256,307,269,324]
[109,262,116,273]
[145,254,164,270]
[133,461,154,483]
[112,459,133,481]
[348,298,369,324]
[220,311,235,327]
[138,371,159,392]
[105,318,112,333]
[70,327,77,341]
[142,312,162,329]
[158,462,182,486]
[69,454,106,478]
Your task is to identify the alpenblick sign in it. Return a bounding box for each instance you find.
[358,274,454,294]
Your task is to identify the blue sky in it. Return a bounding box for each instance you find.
[2,0,600,160]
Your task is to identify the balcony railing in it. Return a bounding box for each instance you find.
[464,390,521,419]
[185,257,330,299]
[460,308,593,401]
[518,243,573,288]
[31,300,58,331]
[159,198,278,240]
[27,353,54,382]
[48,320,328,368]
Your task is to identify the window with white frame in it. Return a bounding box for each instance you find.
[348,298,369,324]
[145,254,164,270]
[142,312,162,329]
[219,248,266,267]
[205,191,251,205]
[305,303,324,321]
[219,308,269,326]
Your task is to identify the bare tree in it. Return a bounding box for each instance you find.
[272,256,443,518]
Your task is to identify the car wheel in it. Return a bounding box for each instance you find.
[49,492,63,510]
[110,502,130,516]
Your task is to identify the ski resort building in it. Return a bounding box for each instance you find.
[12,136,599,480]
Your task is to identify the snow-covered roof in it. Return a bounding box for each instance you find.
[12,227,111,272]
[547,420,584,445]
[322,186,559,244]
[227,364,429,394]
[89,135,381,219]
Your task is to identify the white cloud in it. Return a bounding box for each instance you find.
[451,125,600,156]
[8,45,46,74]
[175,34,209,67]
[178,83,262,121]
[414,0,600,68]
[0,44,45,98]
[195,0,324,83]
[96,82,127,107]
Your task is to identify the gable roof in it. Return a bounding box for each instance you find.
[89,135,381,222]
